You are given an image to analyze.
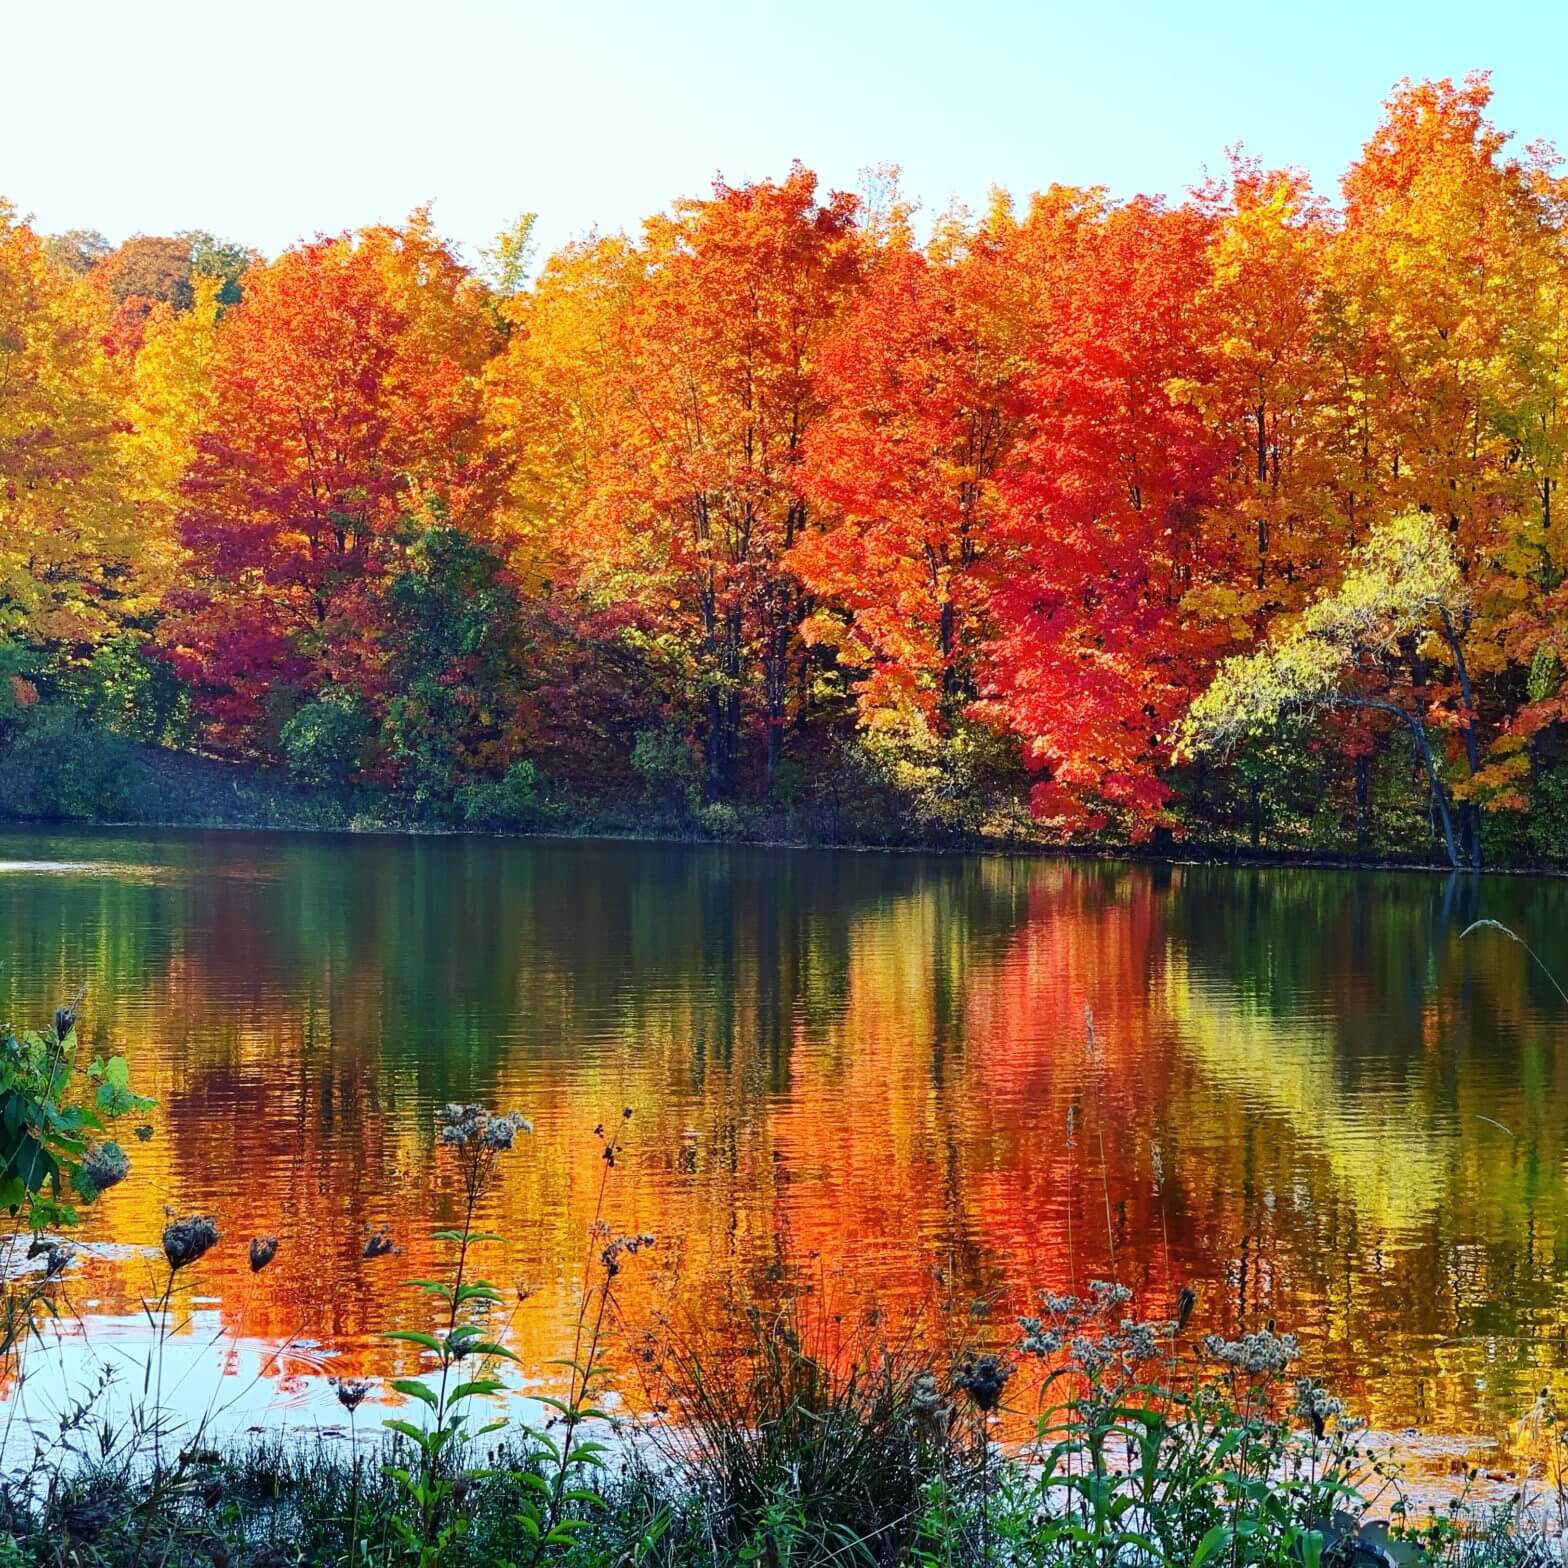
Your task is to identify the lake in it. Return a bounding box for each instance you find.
[0,826,1565,1446]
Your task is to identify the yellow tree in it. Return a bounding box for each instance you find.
[1322,75,1562,860]
[1179,159,1337,630]
[0,200,142,653]
[116,272,223,603]
[483,234,636,595]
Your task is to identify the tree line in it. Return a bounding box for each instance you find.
[3,74,1566,865]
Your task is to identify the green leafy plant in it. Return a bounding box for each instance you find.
[382,1103,532,1568]
[0,995,153,1235]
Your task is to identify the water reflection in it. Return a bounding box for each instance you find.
[0,829,1564,1439]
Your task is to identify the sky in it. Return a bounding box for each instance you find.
[4,0,1566,266]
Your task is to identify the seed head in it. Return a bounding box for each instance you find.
[1203,1329,1299,1376]
[1293,1377,1344,1439]
[363,1227,394,1259]
[162,1216,220,1272]
[908,1370,949,1444]
[83,1142,130,1193]
[249,1236,279,1273]
[955,1355,1011,1413]
[436,1104,532,1149]
[333,1378,372,1412]
[599,1232,656,1276]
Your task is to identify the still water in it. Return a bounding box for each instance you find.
[0,827,1565,1443]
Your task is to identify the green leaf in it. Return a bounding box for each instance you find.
[449,1379,504,1402]
[406,1279,456,1298]
[390,1379,438,1408]
[384,1330,443,1353]
[12,1135,58,1195]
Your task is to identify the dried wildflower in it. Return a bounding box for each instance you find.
[42,1242,75,1279]
[333,1378,372,1412]
[955,1355,1011,1413]
[1203,1329,1299,1376]
[1069,1335,1113,1376]
[1118,1318,1163,1365]
[1175,1285,1197,1334]
[437,1103,532,1148]
[249,1236,279,1273]
[599,1232,656,1276]
[1089,1279,1132,1311]
[363,1227,394,1259]
[162,1216,219,1272]
[908,1370,949,1444]
[82,1142,129,1192]
[1294,1377,1345,1438]
[1018,1317,1064,1358]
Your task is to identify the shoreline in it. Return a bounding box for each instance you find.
[2,810,1562,879]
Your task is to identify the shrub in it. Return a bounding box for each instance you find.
[459,758,547,829]
[696,800,742,839]
[280,686,373,792]
[0,703,134,821]
[631,727,700,810]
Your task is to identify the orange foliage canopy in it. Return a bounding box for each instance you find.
[161,216,503,746]
[6,73,1568,848]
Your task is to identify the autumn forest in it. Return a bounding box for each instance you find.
[4,73,1567,868]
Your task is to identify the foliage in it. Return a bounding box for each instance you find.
[0,998,153,1364]
[631,727,701,811]
[1178,513,1471,864]
[460,759,548,829]
[280,685,374,792]
[5,73,1568,859]
[0,703,136,821]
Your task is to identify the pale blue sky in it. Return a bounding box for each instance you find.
[4,0,1564,265]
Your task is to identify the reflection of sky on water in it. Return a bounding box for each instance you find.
[0,1304,566,1467]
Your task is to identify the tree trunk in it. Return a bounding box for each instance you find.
[1439,609,1483,870]
[1336,698,1459,869]
[1354,751,1372,852]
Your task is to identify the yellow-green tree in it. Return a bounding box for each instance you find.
[1177,512,1470,866]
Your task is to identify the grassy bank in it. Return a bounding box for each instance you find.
[5,704,1566,874]
[2,1296,1556,1568]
